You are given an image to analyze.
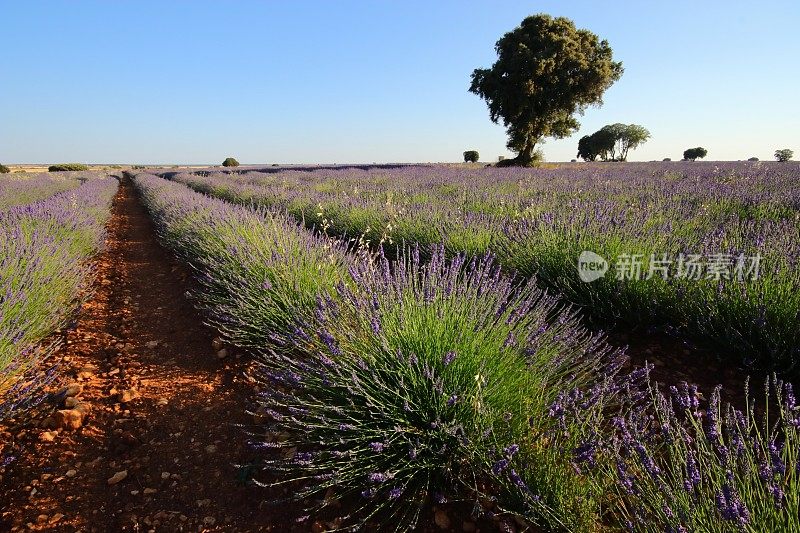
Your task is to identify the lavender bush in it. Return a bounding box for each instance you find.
[0,176,117,422]
[134,174,629,529]
[252,246,625,530]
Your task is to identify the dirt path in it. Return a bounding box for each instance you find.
[0,178,288,532]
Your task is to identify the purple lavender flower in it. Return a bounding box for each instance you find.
[615,459,636,495]
[318,330,342,357]
[769,440,786,476]
[573,441,597,469]
[368,472,389,484]
[768,483,785,510]
[492,458,510,475]
[684,452,700,493]
[504,444,520,457]
[715,483,750,528]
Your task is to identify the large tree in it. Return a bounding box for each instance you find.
[470,14,623,166]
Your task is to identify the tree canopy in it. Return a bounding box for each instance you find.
[470,14,623,166]
[683,147,708,161]
[222,157,240,167]
[775,149,793,162]
[463,150,479,163]
[577,131,612,161]
[611,123,650,161]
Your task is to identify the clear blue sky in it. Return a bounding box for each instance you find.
[2,0,798,164]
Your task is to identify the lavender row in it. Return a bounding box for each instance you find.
[0,173,83,212]
[0,176,118,423]
[169,162,800,373]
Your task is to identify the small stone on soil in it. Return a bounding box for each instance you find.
[108,470,128,485]
[40,431,58,442]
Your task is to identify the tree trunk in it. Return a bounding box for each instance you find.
[516,138,536,165]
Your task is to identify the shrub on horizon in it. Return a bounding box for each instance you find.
[748,157,759,162]
[48,163,89,172]
[222,157,240,167]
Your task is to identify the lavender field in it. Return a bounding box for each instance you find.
[133,163,799,531]
[4,2,799,530]
[2,162,799,531]
[169,161,800,373]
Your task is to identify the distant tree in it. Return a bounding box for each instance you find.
[48,163,89,171]
[469,14,623,166]
[0,164,9,174]
[597,123,650,161]
[577,129,614,161]
[463,150,479,163]
[222,157,240,167]
[577,135,600,161]
[663,158,671,161]
[579,124,648,161]
[775,149,793,162]
[616,124,650,160]
[747,157,759,162]
[683,147,708,161]
[570,159,577,163]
